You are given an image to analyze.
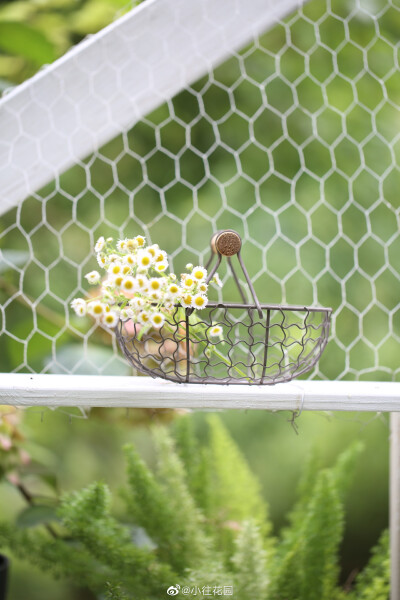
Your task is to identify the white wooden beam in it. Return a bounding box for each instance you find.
[391,412,400,600]
[0,373,399,410]
[0,0,303,215]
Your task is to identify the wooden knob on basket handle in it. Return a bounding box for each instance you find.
[211,230,242,256]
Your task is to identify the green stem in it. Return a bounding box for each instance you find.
[163,313,249,380]
[189,326,249,380]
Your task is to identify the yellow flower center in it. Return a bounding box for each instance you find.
[114,276,124,286]
[194,270,203,279]
[141,256,150,266]
[195,297,205,306]
[94,305,102,314]
[153,315,162,324]
[170,285,178,293]
[124,280,134,289]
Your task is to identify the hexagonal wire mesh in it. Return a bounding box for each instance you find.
[0,0,399,384]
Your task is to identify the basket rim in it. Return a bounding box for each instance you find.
[187,302,332,313]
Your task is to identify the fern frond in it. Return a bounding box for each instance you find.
[208,415,270,531]
[154,427,210,564]
[349,530,389,600]
[59,481,173,596]
[299,469,344,600]
[231,519,269,600]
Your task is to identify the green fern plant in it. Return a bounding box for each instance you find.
[0,415,390,600]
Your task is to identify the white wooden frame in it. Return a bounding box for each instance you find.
[0,374,399,410]
[0,0,303,215]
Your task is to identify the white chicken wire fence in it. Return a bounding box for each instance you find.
[0,0,399,394]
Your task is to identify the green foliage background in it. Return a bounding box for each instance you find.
[0,416,391,600]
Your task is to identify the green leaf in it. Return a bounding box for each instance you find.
[0,249,30,274]
[0,21,57,66]
[16,505,59,528]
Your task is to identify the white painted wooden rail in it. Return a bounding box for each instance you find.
[0,0,303,215]
[0,373,399,410]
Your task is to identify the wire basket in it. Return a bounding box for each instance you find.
[116,231,332,385]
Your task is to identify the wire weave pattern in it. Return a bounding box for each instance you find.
[116,303,331,384]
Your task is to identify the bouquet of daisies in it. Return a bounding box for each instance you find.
[70,235,222,336]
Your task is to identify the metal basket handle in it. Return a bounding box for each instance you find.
[205,230,263,318]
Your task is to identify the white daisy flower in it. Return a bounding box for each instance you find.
[154,250,167,263]
[135,275,149,292]
[121,276,136,293]
[97,253,107,269]
[87,301,105,318]
[155,261,168,273]
[112,275,124,288]
[151,312,165,329]
[103,311,119,328]
[94,236,105,252]
[192,266,207,282]
[167,283,180,297]
[134,235,146,248]
[182,276,195,290]
[108,262,123,277]
[199,282,208,294]
[117,239,128,252]
[186,263,193,271]
[191,294,208,310]
[85,270,101,285]
[209,325,223,337]
[163,299,175,310]
[137,250,152,270]
[74,303,86,317]
[125,238,138,252]
[129,297,145,309]
[148,290,162,302]
[147,244,160,259]
[148,277,162,292]
[213,273,223,288]
[180,294,193,308]
[71,298,86,316]
[170,273,177,281]
[138,310,150,324]
[123,254,136,267]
